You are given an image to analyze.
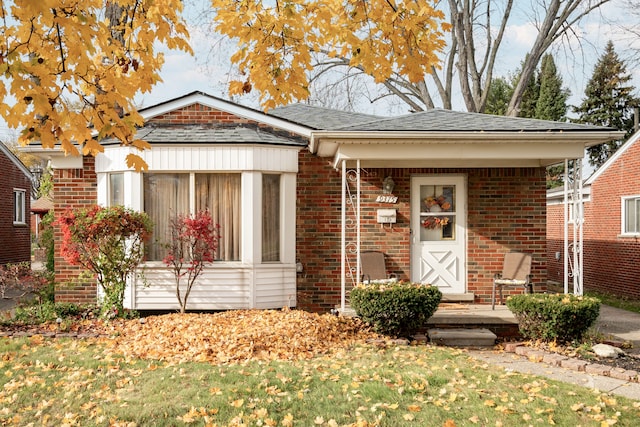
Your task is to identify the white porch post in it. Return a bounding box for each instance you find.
[573,159,584,295]
[340,159,361,312]
[563,158,584,295]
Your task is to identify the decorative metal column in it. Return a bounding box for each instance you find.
[563,158,584,295]
[340,160,361,311]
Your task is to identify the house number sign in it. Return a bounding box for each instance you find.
[376,195,398,203]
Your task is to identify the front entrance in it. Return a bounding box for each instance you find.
[411,175,467,293]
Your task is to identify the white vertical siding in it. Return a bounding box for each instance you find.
[129,264,296,310]
[96,146,300,173]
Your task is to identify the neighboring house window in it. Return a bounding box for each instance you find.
[144,173,241,261]
[109,173,124,206]
[623,196,640,234]
[262,174,280,262]
[13,189,26,224]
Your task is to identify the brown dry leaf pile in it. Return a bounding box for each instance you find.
[105,308,384,365]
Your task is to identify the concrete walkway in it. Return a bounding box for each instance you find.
[468,304,640,400]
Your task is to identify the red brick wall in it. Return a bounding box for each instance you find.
[148,104,255,125]
[296,151,547,312]
[546,202,565,287]
[53,156,98,304]
[547,139,640,298]
[584,140,640,298]
[0,152,31,265]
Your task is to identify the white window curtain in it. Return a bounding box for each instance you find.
[262,174,280,262]
[195,174,241,261]
[144,173,189,261]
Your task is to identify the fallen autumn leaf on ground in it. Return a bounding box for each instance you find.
[105,308,384,364]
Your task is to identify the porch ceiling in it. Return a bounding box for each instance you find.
[310,131,625,169]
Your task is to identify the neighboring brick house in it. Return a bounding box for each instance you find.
[28,92,621,312]
[0,141,32,266]
[548,130,640,299]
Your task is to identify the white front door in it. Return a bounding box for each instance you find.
[411,175,466,293]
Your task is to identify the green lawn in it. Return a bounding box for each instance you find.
[1,336,638,426]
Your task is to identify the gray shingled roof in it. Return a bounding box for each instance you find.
[335,109,617,132]
[270,104,617,133]
[103,124,306,146]
[269,104,381,130]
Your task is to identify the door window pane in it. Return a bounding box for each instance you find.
[419,185,455,241]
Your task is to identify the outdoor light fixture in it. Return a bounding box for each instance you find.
[382,176,395,194]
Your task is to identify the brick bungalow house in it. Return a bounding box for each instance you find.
[28,92,622,312]
[0,141,32,266]
[548,130,640,299]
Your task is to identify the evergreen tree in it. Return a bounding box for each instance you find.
[484,77,513,116]
[515,56,540,119]
[536,54,570,121]
[573,41,639,168]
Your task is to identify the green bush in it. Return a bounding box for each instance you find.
[506,293,600,343]
[10,302,102,325]
[350,281,442,337]
[39,211,55,273]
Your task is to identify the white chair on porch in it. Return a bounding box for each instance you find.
[360,251,398,284]
[492,252,533,309]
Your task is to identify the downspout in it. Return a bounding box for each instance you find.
[563,159,568,294]
[341,160,346,312]
[356,159,361,296]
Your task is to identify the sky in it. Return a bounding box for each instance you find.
[132,0,640,115]
[1,0,639,141]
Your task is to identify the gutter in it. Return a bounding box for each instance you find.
[309,130,626,154]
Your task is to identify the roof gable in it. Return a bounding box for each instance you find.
[0,141,32,179]
[586,129,640,185]
[139,91,312,137]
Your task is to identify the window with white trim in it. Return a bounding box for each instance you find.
[13,189,26,224]
[262,174,280,262]
[623,196,640,234]
[109,173,124,206]
[143,173,241,261]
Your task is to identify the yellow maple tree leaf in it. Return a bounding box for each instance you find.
[1,0,191,171]
[212,0,449,111]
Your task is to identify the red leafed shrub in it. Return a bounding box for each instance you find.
[163,210,220,313]
[57,205,152,317]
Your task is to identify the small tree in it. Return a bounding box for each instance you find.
[163,210,220,313]
[57,205,152,317]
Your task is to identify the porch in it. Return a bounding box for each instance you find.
[339,303,520,341]
[427,303,519,340]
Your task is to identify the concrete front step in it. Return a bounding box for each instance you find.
[428,328,497,347]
